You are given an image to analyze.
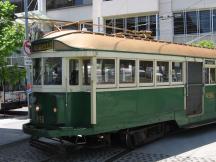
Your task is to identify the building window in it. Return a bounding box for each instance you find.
[97,59,115,84]
[105,19,114,34]
[138,16,148,31]
[174,13,184,35]
[83,59,91,85]
[11,0,38,13]
[172,62,183,82]
[127,17,136,31]
[210,68,216,84]
[186,11,198,34]
[119,60,135,84]
[213,10,216,32]
[115,18,125,33]
[156,61,169,83]
[150,15,156,36]
[69,60,79,85]
[46,0,92,10]
[44,58,62,85]
[139,61,153,84]
[199,10,211,33]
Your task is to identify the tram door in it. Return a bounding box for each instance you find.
[186,62,203,116]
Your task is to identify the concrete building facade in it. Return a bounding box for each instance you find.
[12,0,216,44]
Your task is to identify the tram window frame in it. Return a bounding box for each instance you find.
[156,61,170,85]
[43,57,63,86]
[119,59,136,87]
[171,62,184,84]
[96,58,116,88]
[69,59,79,86]
[139,60,154,86]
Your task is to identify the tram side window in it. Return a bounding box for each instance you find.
[97,59,115,84]
[83,60,91,85]
[69,60,79,85]
[33,58,42,85]
[172,62,183,82]
[210,68,216,84]
[139,61,153,83]
[120,60,135,84]
[44,58,62,85]
[156,61,169,83]
[205,68,210,84]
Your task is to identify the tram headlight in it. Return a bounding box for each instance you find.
[35,106,40,112]
[53,107,57,113]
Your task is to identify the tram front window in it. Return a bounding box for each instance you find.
[44,58,62,85]
[210,68,216,84]
[33,58,42,85]
[97,59,115,84]
[69,60,79,85]
[83,60,91,85]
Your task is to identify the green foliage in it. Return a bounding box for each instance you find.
[192,40,215,49]
[0,0,26,90]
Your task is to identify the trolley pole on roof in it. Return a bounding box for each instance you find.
[24,0,31,110]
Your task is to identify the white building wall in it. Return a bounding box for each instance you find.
[172,0,216,12]
[101,0,159,18]
[159,0,173,41]
[46,6,92,22]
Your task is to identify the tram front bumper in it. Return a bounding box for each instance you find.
[23,123,95,138]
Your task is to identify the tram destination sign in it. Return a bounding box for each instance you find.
[31,40,53,52]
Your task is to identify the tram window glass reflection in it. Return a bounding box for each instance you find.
[139,61,153,83]
[210,68,216,84]
[156,62,169,83]
[120,60,135,84]
[33,58,42,85]
[172,62,183,82]
[69,60,79,85]
[97,59,115,84]
[83,60,91,85]
[44,58,62,85]
[205,68,210,84]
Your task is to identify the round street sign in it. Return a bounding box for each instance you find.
[23,40,31,56]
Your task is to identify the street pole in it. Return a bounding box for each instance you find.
[24,0,31,112]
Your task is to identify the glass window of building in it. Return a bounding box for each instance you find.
[150,15,156,36]
[119,60,135,84]
[213,10,216,32]
[105,19,114,34]
[139,61,153,84]
[199,10,211,33]
[69,60,79,85]
[33,58,42,85]
[115,18,125,33]
[97,59,115,84]
[11,0,38,13]
[83,59,91,85]
[44,58,62,85]
[138,16,148,31]
[174,13,185,34]
[205,68,209,84]
[186,11,198,34]
[210,68,216,84]
[156,62,169,83]
[127,17,136,31]
[172,62,183,82]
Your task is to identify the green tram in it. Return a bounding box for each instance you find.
[23,30,216,147]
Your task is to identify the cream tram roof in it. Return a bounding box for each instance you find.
[38,30,216,59]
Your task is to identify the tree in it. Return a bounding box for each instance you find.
[193,40,215,49]
[0,0,26,90]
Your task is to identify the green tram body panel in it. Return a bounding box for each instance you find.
[24,86,216,138]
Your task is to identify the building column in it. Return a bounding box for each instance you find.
[38,0,46,14]
[159,0,173,42]
[92,0,104,33]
